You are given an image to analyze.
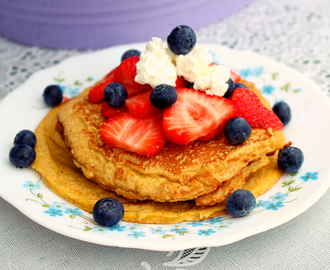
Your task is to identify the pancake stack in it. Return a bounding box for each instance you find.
[31,79,286,224]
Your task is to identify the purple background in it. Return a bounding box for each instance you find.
[0,0,254,50]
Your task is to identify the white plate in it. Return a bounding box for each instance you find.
[1,44,330,251]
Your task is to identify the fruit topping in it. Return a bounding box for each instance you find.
[101,102,127,118]
[225,189,256,217]
[272,101,291,126]
[230,70,241,83]
[230,88,284,130]
[121,49,141,62]
[114,56,151,97]
[174,76,190,89]
[223,78,235,98]
[43,85,63,107]
[14,130,37,148]
[9,144,36,168]
[103,82,127,108]
[93,198,124,227]
[163,87,237,145]
[223,117,251,145]
[234,82,249,90]
[125,90,162,119]
[89,74,115,103]
[150,84,178,110]
[100,112,166,156]
[278,146,304,173]
[167,25,197,55]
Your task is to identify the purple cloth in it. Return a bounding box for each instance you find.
[0,0,254,50]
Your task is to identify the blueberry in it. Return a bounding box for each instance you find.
[43,85,63,107]
[223,78,235,98]
[103,82,127,108]
[121,49,141,62]
[186,83,194,89]
[9,144,36,168]
[14,130,37,148]
[150,84,178,109]
[167,25,196,55]
[223,117,251,145]
[225,189,256,217]
[234,82,249,90]
[272,101,291,126]
[278,146,304,173]
[93,198,124,227]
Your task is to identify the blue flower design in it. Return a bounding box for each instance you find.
[239,68,253,79]
[198,229,216,236]
[127,224,141,231]
[51,201,65,208]
[300,172,318,182]
[253,67,264,77]
[266,201,284,211]
[109,224,126,232]
[205,217,223,224]
[128,231,146,239]
[269,192,289,202]
[214,222,232,231]
[93,226,108,233]
[186,221,205,227]
[170,227,189,234]
[65,207,83,216]
[44,208,63,217]
[67,87,80,97]
[262,85,276,95]
[255,200,271,208]
[150,227,170,235]
[23,181,41,191]
[58,85,66,92]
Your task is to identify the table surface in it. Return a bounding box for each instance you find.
[1,0,330,269]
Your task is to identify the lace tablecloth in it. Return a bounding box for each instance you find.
[1,0,330,269]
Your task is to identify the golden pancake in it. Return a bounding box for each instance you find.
[57,86,276,202]
[31,103,284,224]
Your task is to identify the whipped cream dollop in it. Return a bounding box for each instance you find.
[135,37,231,96]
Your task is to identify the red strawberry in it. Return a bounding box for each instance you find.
[89,73,115,103]
[230,88,284,130]
[163,87,238,145]
[230,70,241,83]
[105,67,117,79]
[100,112,167,156]
[101,102,127,118]
[174,76,190,89]
[125,90,163,119]
[198,124,223,141]
[114,56,151,97]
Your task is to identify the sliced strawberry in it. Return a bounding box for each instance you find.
[230,88,284,130]
[114,56,151,97]
[230,70,241,83]
[89,73,115,103]
[100,112,167,156]
[163,87,238,145]
[101,102,127,118]
[198,124,223,141]
[125,90,163,119]
[105,67,117,79]
[174,76,190,89]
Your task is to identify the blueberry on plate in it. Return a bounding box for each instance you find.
[121,49,141,62]
[272,101,291,126]
[234,82,249,90]
[225,189,256,217]
[150,84,178,109]
[223,78,235,98]
[9,144,36,168]
[278,146,304,173]
[223,117,251,145]
[93,198,124,227]
[14,130,37,148]
[167,25,196,55]
[103,82,127,108]
[43,85,63,107]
